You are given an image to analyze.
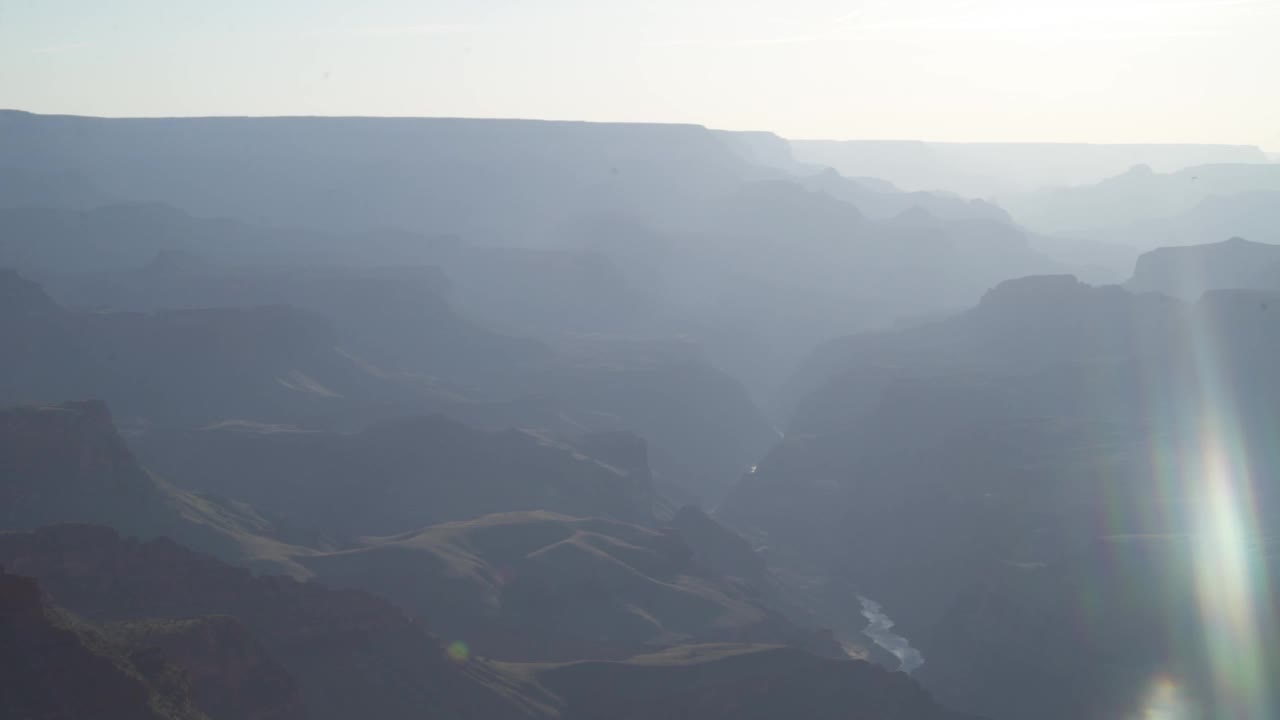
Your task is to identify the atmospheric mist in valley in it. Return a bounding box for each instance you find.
[2,2,1279,719]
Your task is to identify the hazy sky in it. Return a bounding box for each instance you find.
[2,0,1278,147]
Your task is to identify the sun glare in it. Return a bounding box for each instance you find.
[1134,676,1195,720]
[1190,438,1272,718]
[1179,291,1275,719]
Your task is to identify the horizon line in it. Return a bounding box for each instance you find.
[1,108,1274,152]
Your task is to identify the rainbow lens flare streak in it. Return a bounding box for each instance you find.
[1136,675,1194,720]
[1141,300,1275,719]
[1187,425,1271,717]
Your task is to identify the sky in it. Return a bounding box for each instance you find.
[2,0,1278,148]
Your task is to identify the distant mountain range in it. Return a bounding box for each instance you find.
[12,107,1280,720]
[1001,162,1280,237]
[789,140,1267,196]
[0,110,1084,419]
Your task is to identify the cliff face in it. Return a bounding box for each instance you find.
[0,568,207,720]
[0,400,173,531]
[1,399,140,497]
[0,270,448,432]
[108,616,307,720]
[0,400,304,574]
[4,564,303,720]
[0,525,538,720]
[0,267,63,313]
[1127,236,1280,297]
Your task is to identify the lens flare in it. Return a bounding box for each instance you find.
[1179,295,1275,719]
[1134,676,1195,720]
[1190,437,1271,719]
[447,641,470,663]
